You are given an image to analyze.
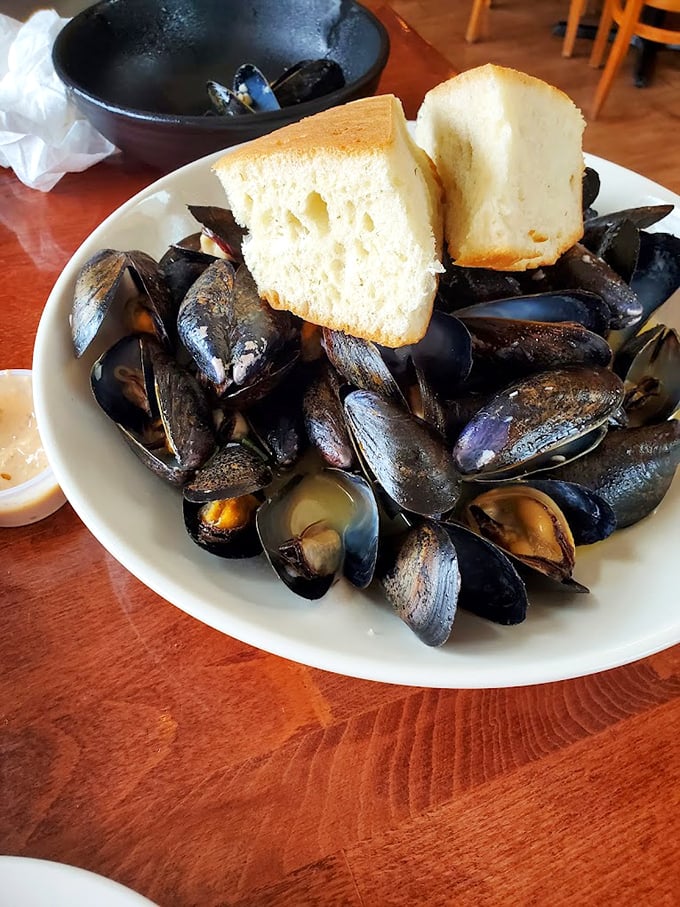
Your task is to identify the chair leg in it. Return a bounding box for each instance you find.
[563,0,589,57]
[466,0,491,43]
[591,0,646,118]
[590,0,615,68]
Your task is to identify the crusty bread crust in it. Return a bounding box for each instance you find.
[416,64,585,271]
[215,95,401,173]
[262,290,431,348]
[214,94,444,348]
[453,231,582,271]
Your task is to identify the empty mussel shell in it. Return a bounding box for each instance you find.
[379,311,473,398]
[71,248,173,357]
[617,325,680,426]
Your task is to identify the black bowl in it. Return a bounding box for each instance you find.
[53,0,390,172]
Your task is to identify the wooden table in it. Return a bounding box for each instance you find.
[2,4,679,904]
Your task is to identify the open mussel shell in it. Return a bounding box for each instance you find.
[183,493,263,559]
[71,249,173,358]
[443,523,528,625]
[256,468,380,600]
[519,479,617,545]
[271,59,345,106]
[582,217,640,285]
[182,440,272,556]
[184,441,272,503]
[207,79,254,116]
[379,520,460,647]
[149,345,216,471]
[188,205,245,264]
[452,366,625,480]
[544,420,680,529]
[465,485,577,584]
[90,333,213,486]
[616,325,680,426]
[233,64,281,112]
[90,333,157,435]
[344,389,462,518]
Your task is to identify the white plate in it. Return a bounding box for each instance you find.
[33,147,680,688]
[0,857,157,906]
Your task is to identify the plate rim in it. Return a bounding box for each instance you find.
[0,856,157,906]
[33,144,680,689]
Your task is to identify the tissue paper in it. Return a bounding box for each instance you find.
[0,10,116,192]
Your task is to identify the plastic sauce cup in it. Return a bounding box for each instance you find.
[0,369,66,527]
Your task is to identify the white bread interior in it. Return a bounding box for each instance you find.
[415,64,586,271]
[213,95,444,347]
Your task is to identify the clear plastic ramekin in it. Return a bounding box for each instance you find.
[0,369,67,528]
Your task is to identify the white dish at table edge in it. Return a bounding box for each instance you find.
[33,138,680,689]
[0,856,157,906]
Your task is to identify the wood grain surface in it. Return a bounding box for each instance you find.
[1,3,679,905]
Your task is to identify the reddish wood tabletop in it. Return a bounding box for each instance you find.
[2,4,679,905]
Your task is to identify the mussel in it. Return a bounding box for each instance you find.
[69,161,680,651]
[206,59,345,116]
[452,367,625,480]
[256,469,379,599]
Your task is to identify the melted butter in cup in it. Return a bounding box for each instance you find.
[0,369,66,527]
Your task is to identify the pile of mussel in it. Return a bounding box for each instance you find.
[205,60,345,117]
[70,168,680,647]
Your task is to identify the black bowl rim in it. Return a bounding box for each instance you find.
[52,0,390,129]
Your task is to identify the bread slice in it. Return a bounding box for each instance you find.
[415,64,585,271]
[213,95,444,347]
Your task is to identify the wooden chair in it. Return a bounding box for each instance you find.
[563,0,592,56]
[465,0,492,43]
[465,0,593,56]
[589,0,680,116]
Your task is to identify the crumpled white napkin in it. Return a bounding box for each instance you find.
[0,9,116,192]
